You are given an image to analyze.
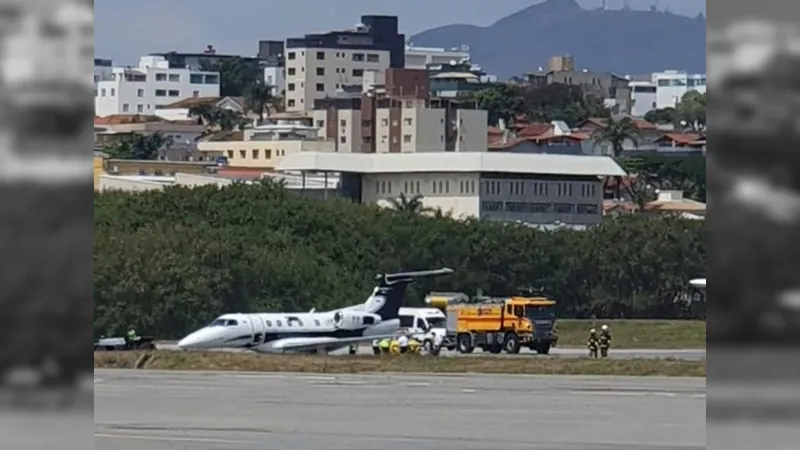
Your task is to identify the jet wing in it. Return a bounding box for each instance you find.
[268,335,395,353]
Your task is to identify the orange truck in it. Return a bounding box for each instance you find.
[426,292,558,354]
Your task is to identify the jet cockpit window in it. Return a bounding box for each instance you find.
[209,319,238,327]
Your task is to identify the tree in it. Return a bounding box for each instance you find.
[522,83,610,127]
[675,91,706,131]
[94,183,706,338]
[644,107,678,125]
[460,83,525,126]
[189,105,250,137]
[198,57,263,97]
[243,80,278,124]
[101,132,172,160]
[590,117,641,157]
[386,193,435,215]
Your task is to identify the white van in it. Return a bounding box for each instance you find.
[371,307,447,353]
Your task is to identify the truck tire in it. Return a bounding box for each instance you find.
[503,333,521,354]
[536,342,551,355]
[457,333,474,354]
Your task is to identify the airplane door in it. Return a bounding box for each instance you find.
[251,316,267,345]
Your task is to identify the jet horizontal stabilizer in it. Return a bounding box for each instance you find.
[378,267,454,282]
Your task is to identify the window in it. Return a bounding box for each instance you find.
[316,51,325,60]
[287,83,295,91]
[192,90,200,97]
[137,105,143,113]
[155,73,167,81]
[554,203,574,214]
[287,52,296,60]
[505,202,528,213]
[367,53,380,63]
[168,90,180,97]
[403,134,412,143]
[190,74,203,84]
[316,67,325,76]
[340,119,347,127]
[481,201,503,211]
[314,319,320,326]
[265,320,272,327]
[352,68,364,77]
[155,89,166,97]
[168,73,180,82]
[276,320,283,327]
[340,136,347,143]
[316,120,324,127]
[316,83,324,92]
[205,74,219,84]
[352,53,365,62]
[287,67,296,76]
[137,89,144,97]
[528,202,551,213]
[380,135,387,144]
[265,149,272,159]
[227,150,234,159]
[403,118,412,126]
[100,88,105,96]
[252,150,259,159]
[110,88,115,96]
[122,103,129,112]
[577,204,599,214]
[380,118,388,126]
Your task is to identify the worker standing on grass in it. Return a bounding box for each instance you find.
[599,324,611,357]
[126,328,138,342]
[379,337,391,354]
[587,328,599,358]
[397,332,409,354]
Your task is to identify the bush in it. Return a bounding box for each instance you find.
[94,183,706,338]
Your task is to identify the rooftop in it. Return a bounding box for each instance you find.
[278,152,626,177]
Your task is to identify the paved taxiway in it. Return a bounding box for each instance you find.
[95,369,705,450]
[156,341,705,360]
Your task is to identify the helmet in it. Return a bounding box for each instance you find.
[601,324,609,331]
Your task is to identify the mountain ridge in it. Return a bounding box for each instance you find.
[409,0,706,79]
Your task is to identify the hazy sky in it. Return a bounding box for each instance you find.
[95,0,706,64]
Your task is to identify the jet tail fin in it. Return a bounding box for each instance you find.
[364,268,454,320]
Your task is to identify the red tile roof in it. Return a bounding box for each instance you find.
[656,132,703,145]
[94,114,163,125]
[581,117,658,131]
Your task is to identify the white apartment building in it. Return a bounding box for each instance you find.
[283,46,390,112]
[312,97,488,153]
[278,152,625,227]
[629,81,657,117]
[95,55,221,117]
[651,70,707,109]
[404,44,470,69]
[263,65,284,97]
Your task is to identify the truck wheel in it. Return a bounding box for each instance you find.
[503,333,521,354]
[457,334,474,354]
[536,342,551,355]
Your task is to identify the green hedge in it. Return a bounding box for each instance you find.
[94,183,706,338]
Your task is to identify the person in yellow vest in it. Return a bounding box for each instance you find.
[379,338,391,353]
[599,324,612,357]
[587,328,599,358]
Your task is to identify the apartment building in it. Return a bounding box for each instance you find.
[94,55,221,117]
[283,15,405,112]
[311,67,487,153]
[630,81,657,117]
[279,151,625,227]
[651,70,707,109]
[196,118,334,170]
[404,44,470,69]
[150,49,261,71]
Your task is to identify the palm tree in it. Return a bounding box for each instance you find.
[386,193,435,215]
[243,80,277,125]
[590,117,641,157]
[591,117,641,201]
[189,105,249,138]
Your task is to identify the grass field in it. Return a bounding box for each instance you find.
[556,320,705,349]
[95,351,705,377]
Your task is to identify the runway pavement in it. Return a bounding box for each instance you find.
[155,341,706,360]
[94,369,705,450]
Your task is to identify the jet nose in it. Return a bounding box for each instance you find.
[178,330,207,350]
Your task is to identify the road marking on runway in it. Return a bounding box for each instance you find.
[405,382,431,387]
[461,389,476,393]
[94,433,252,444]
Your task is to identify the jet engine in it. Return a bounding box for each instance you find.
[332,311,381,330]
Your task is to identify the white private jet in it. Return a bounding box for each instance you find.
[177,268,453,354]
